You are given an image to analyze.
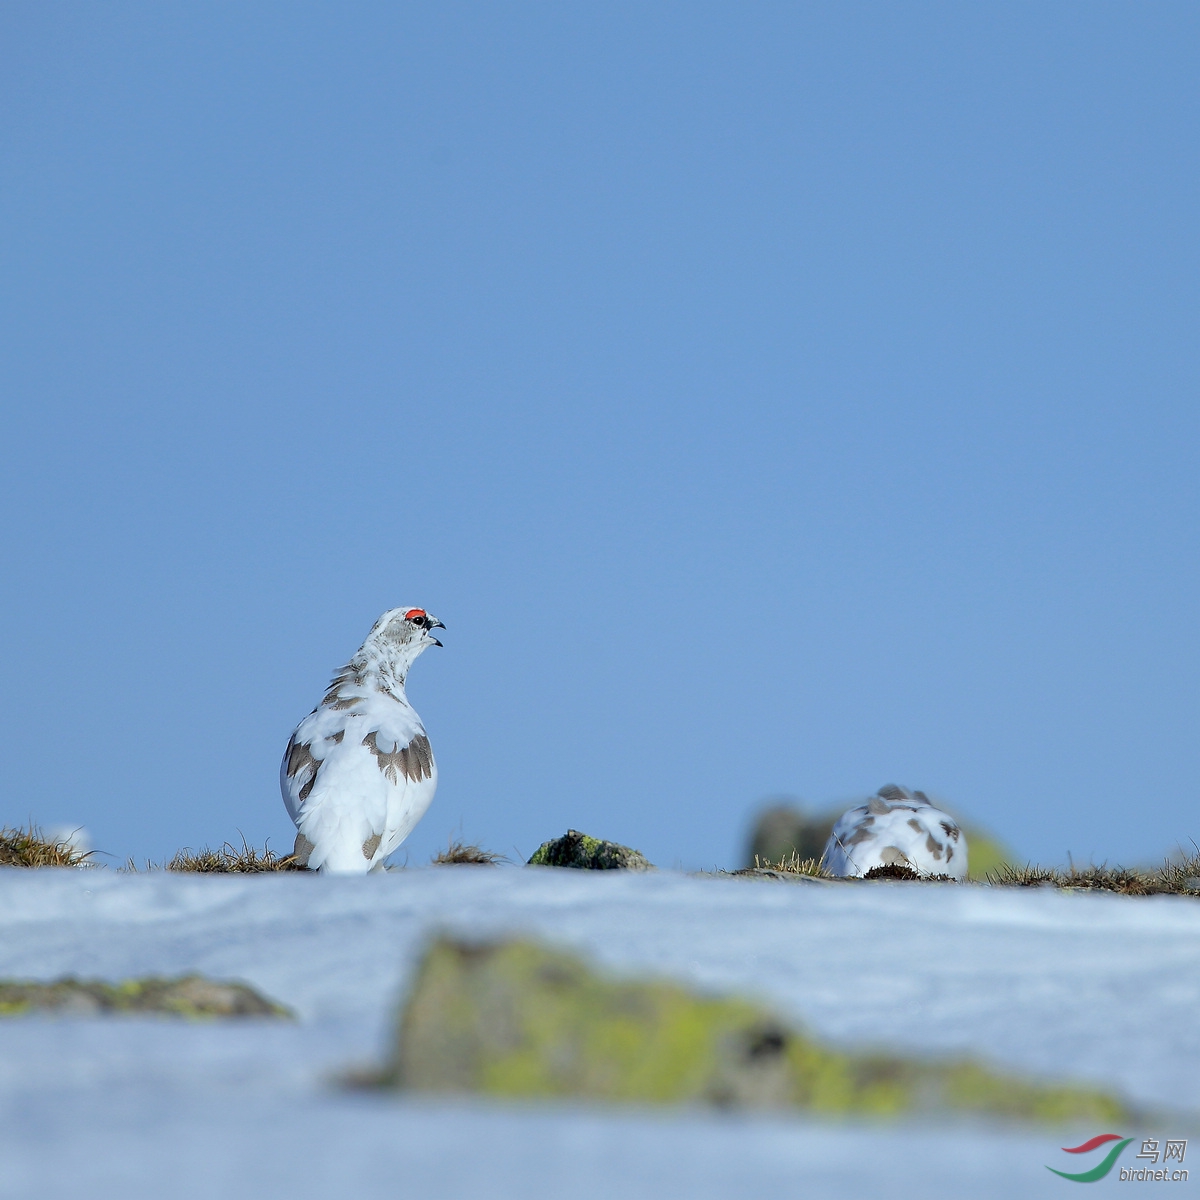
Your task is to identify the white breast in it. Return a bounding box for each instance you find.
[280,687,437,873]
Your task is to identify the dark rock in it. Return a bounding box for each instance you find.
[527,829,652,871]
[746,803,834,868]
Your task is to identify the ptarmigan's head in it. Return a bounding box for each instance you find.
[366,607,446,669]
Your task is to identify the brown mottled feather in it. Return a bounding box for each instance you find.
[362,731,434,784]
[285,738,320,803]
[322,664,366,708]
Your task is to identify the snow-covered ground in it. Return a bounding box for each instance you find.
[0,867,1196,1198]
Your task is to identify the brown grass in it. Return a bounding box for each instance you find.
[162,839,304,873]
[986,856,1200,896]
[752,851,829,877]
[724,847,1200,895]
[1156,850,1200,894]
[719,852,832,880]
[0,824,92,868]
[431,839,505,866]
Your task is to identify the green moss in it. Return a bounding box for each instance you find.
[377,936,1132,1125]
[940,1060,1123,1124]
[527,830,652,870]
[0,975,293,1019]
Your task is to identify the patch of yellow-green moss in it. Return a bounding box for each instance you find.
[527,829,652,870]
[374,937,1128,1125]
[964,830,1015,879]
[0,975,292,1019]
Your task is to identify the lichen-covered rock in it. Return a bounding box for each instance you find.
[527,829,652,870]
[0,975,292,1019]
[372,936,1129,1125]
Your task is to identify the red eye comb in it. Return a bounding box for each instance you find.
[404,609,426,620]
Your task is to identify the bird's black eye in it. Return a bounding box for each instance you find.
[414,615,428,628]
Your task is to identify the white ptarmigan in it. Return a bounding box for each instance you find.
[280,607,444,872]
[821,785,968,879]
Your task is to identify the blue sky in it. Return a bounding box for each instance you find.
[1,4,1197,870]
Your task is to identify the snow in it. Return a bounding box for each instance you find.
[0,867,1196,1198]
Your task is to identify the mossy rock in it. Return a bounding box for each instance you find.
[0,975,292,1019]
[748,805,834,866]
[372,936,1129,1125]
[527,829,652,871]
[961,829,1014,879]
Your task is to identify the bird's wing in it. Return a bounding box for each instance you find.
[279,705,354,823]
[356,702,437,862]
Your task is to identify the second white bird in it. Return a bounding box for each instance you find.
[822,784,968,879]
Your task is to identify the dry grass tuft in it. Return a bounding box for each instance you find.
[986,856,1200,896]
[1059,865,1159,895]
[731,850,1200,894]
[1156,850,1200,895]
[718,852,832,880]
[984,863,1061,888]
[752,851,829,877]
[431,839,505,866]
[164,839,304,873]
[0,824,92,868]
